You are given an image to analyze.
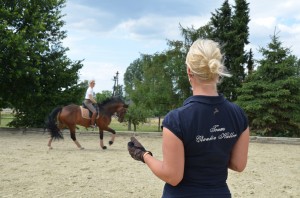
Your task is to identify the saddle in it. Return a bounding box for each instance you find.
[81,103,99,119]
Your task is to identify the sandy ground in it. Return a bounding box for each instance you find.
[0,130,299,198]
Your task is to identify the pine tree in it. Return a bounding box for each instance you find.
[236,33,300,137]
[231,0,250,78]
[246,49,254,74]
[163,0,250,103]
[209,0,232,45]
[209,0,250,101]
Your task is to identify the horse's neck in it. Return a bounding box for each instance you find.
[101,105,117,116]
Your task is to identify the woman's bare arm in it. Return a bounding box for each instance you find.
[228,127,250,172]
[143,128,185,186]
[88,94,97,103]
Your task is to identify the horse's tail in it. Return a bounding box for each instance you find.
[45,107,64,139]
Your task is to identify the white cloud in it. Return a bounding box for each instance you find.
[112,14,210,42]
[277,23,300,34]
[246,0,300,60]
[252,17,277,29]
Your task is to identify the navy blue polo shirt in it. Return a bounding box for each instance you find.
[162,95,248,198]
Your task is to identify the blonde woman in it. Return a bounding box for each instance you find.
[128,39,250,197]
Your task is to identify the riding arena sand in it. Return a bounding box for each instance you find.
[0,129,299,198]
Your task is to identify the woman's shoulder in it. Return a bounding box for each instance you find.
[164,104,193,122]
[224,100,246,114]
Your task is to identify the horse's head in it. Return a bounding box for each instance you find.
[116,104,128,122]
[99,97,128,122]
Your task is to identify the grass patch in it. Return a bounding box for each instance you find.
[0,113,14,127]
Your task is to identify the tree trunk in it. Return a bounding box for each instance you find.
[158,116,161,132]
[128,120,132,131]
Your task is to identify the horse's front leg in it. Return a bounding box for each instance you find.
[106,127,116,146]
[99,129,107,149]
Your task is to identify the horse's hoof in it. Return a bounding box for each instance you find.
[109,141,113,145]
[48,146,53,150]
[80,147,85,150]
[102,146,107,150]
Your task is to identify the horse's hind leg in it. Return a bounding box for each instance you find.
[69,127,84,150]
[48,137,53,149]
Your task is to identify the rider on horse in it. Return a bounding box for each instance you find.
[83,79,97,128]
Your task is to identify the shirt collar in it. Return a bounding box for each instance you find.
[183,94,226,106]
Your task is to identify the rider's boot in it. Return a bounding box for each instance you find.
[90,112,97,128]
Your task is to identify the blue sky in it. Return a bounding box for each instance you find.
[62,0,300,93]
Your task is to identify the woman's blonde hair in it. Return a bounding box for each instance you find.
[89,79,95,84]
[186,39,231,81]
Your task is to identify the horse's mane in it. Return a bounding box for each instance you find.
[98,96,124,108]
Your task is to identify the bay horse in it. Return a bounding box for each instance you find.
[46,96,128,150]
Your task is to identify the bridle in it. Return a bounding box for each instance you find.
[116,106,127,122]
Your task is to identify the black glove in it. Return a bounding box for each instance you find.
[127,137,152,163]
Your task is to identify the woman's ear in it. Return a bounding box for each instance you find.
[187,67,194,78]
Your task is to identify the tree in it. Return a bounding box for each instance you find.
[142,53,176,130]
[165,40,191,105]
[124,52,176,131]
[209,0,250,101]
[0,0,85,127]
[125,103,150,131]
[179,23,212,47]
[124,58,151,130]
[178,0,250,101]
[236,33,300,137]
[209,0,232,42]
[246,48,254,74]
[166,24,214,105]
[123,0,251,131]
[96,90,113,103]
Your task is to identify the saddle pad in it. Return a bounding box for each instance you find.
[80,106,99,119]
[80,106,90,119]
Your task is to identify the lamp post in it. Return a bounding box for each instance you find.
[112,71,119,96]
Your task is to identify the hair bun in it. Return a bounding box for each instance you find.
[208,59,220,74]
[186,39,231,80]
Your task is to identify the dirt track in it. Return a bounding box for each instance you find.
[0,130,299,198]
